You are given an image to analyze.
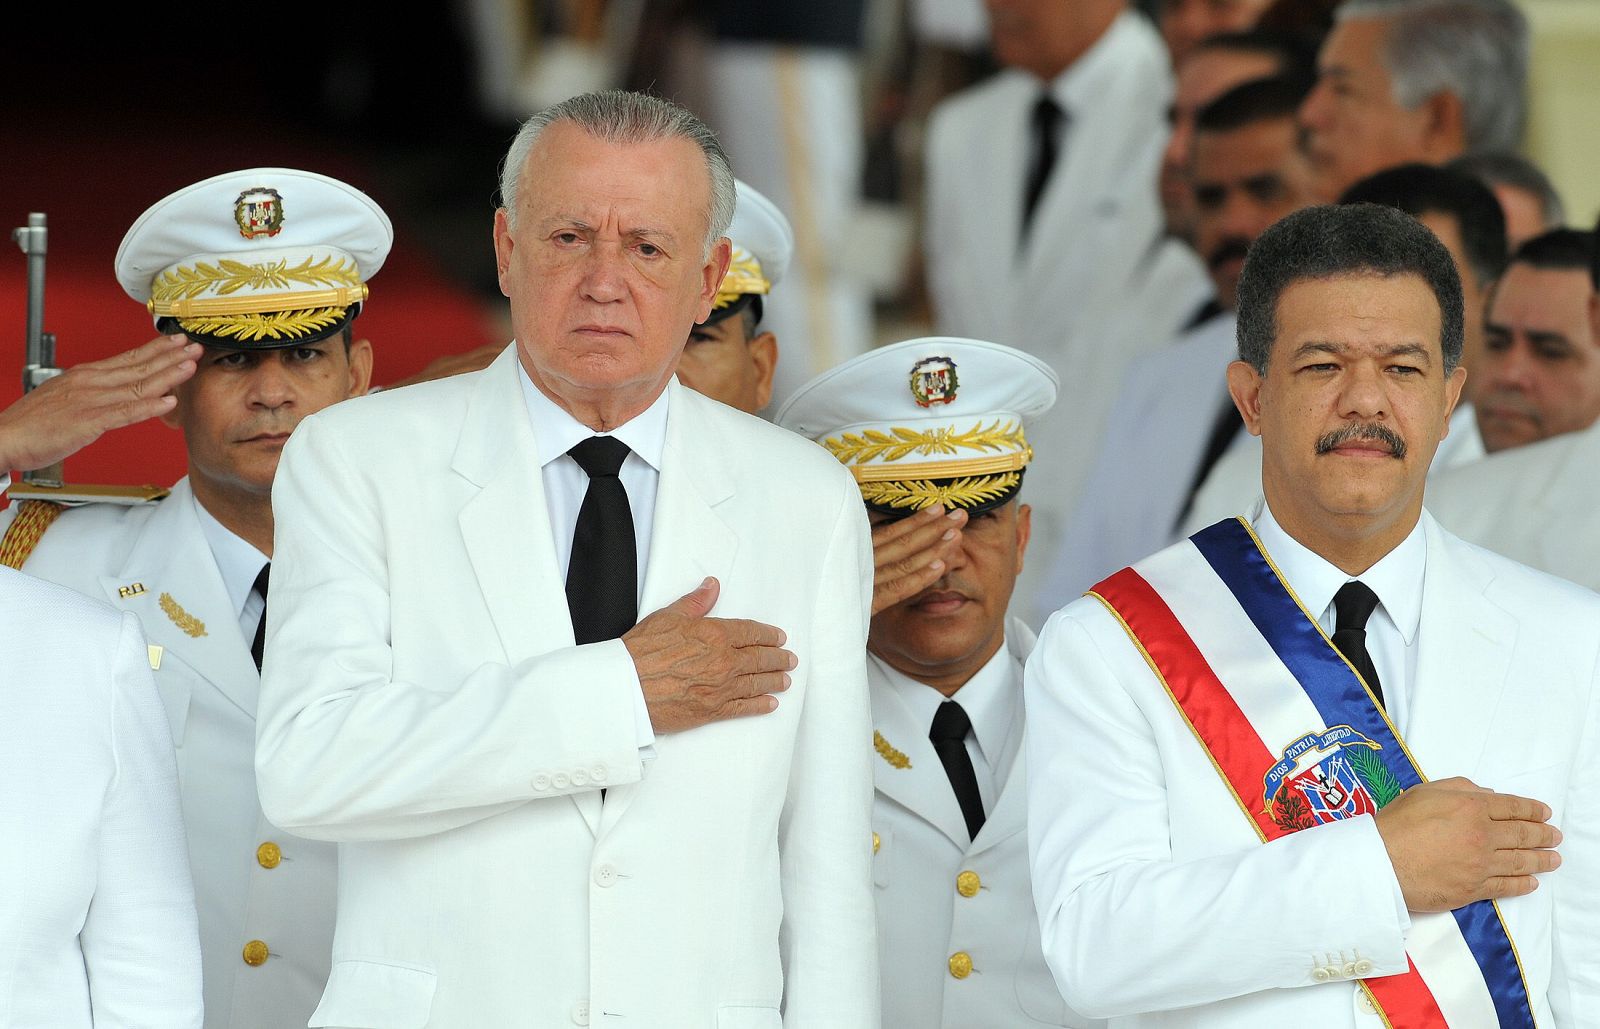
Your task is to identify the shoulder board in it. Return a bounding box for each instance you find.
[6,482,170,507]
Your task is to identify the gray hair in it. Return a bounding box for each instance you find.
[1337,0,1528,154]
[498,90,736,257]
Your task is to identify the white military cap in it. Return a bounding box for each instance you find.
[115,167,392,348]
[701,178,794,328]
[776,337,1058,516]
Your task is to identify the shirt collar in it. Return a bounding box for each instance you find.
[1045,9,1138,112]
[875,637,1019,768]
[517,353,670,472]
[1254,502,1426,646]
[191,491,269,621]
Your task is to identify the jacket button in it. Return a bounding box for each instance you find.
[1312,967,1332,983]
[956,870,981,898]
[590,765,608,783]
[256,841,282,869]
[872,832,880,854]
[948,951,973,979]
[572,769,589,786]
[571,1001,590,1025]
[594,864,618,887]
[242,940,269,967]
[553,771,571,789]
[532,773,551,790]
[1354,959,1374,976]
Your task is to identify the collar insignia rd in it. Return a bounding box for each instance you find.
[909,356,958,407]
[234,187,285,239]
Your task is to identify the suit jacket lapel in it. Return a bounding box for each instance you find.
[968,622,1034,856]
[869,664,973,849]
[599,383,737,834]
[99,478,261,718]
[1406,515,1516,777]
[452,349,601,835]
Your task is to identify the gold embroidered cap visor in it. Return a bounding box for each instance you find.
[115,167,392,349]
[695,179,792,330]
[775,336,1059,518]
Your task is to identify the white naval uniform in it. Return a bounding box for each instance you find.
[1180,402,1485,537]
[924,10,1211,623]
[0,478,336,1029]
[870,618,1099,1029]
[1427,414,1600,592]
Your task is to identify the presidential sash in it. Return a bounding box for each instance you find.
[1089,517,1536,1029]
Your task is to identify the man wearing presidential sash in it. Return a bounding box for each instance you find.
[1026,203,1599,1027]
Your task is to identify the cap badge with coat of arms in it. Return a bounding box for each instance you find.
[909,356,958,407]
[234,187,285,239]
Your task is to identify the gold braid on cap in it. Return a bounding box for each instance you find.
[148,255,366,342]
[151,255,362,304]
[858,472,1022,511]
[824,419,1026,465]
[176,307,348,343]
[712,246,770,310]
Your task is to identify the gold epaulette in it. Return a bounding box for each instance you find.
[0,484,168,570]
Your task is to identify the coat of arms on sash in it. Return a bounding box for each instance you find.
[234,187,285,239]
[1264,725,1404,831]
[909,356,958,407]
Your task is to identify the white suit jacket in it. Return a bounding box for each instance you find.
[0,565,203,1027]
[256,348,879,1028]
[1427,417,1600,592]
[924,11,1211,623]
[871,620,1099,1029]
[1181,404,1485,537]
[1025,504,1600,1026]
[0,479,337,1028]
[1036,312,1238,622]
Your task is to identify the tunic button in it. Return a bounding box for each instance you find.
[872,832,880,854]
[956,870,981,898]
[1354,959,1374,976]
[242,940,270,967]
[594,864,618,887]
[948,951,973,979]
[256,841,282,869]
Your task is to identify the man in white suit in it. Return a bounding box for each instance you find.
[780,337,1098,1028]
[256,90,878,1028]
[0,168,385,1029]
[1039,75,1318,616]
[0,559,204,1027]
[924,0,1211,620]
[1027,204,1599,1026]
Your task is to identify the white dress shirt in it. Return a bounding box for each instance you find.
[193,494,270,642]
[1253,503,1425,737]
[518,359,667,598]
[518,358,669,744]
[870,639,1021,813]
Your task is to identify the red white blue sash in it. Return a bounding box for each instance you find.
[1089,517,1536,1029]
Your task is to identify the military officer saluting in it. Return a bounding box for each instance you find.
[778,338,1100,1028]
[0,168,386,1028]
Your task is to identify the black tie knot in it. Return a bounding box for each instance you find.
[1334,580,1380,634]
[930,701,974,744]
[1032,94,1064,135]
[569,436,630,479]
[252,563,270,601]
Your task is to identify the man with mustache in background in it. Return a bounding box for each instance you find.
[1039,75,1317,614]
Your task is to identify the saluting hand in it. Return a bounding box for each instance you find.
[1375,776,1562,912]
[0,335,200,473]
[623,577,797,733]
[870,504,967,615]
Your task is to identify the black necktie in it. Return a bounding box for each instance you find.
[250,563,270,674]
[1174,398,1245,534]
[929,701,986,841]
[1332,581,1385,709]
[566,437,637,644]
[1021,95,1065,243]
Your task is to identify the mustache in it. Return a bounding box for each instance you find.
[1315,423,1407,458]
[1206,237,1251,271]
